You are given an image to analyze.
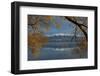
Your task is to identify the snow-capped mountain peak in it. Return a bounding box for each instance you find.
[46,33,74,37]
[45,33,83,37]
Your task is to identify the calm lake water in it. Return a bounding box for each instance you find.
[28,42,87,61]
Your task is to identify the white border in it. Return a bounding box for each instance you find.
[20,6,95,70]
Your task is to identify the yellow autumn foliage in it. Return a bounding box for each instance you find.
[55,23,61,29]
[73,38,87,57]
[78,38,87,50]
[28,33,48,57]
[46,16,52,20]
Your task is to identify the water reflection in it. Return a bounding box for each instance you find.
[28,47,87,60]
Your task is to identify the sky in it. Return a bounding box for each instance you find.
[28,15,84,36]
[43,16,82,36]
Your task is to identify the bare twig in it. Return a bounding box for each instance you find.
[65,17,87,40]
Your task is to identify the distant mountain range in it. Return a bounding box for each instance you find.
[44,33,85,42]
[45,33,83,37]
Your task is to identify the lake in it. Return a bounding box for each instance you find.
[28,41,87,61]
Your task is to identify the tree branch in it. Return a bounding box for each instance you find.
[65,17,87,40]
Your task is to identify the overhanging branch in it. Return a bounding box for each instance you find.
[65,17,87,40]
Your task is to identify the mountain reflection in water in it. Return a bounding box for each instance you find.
[28,35,87,60]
